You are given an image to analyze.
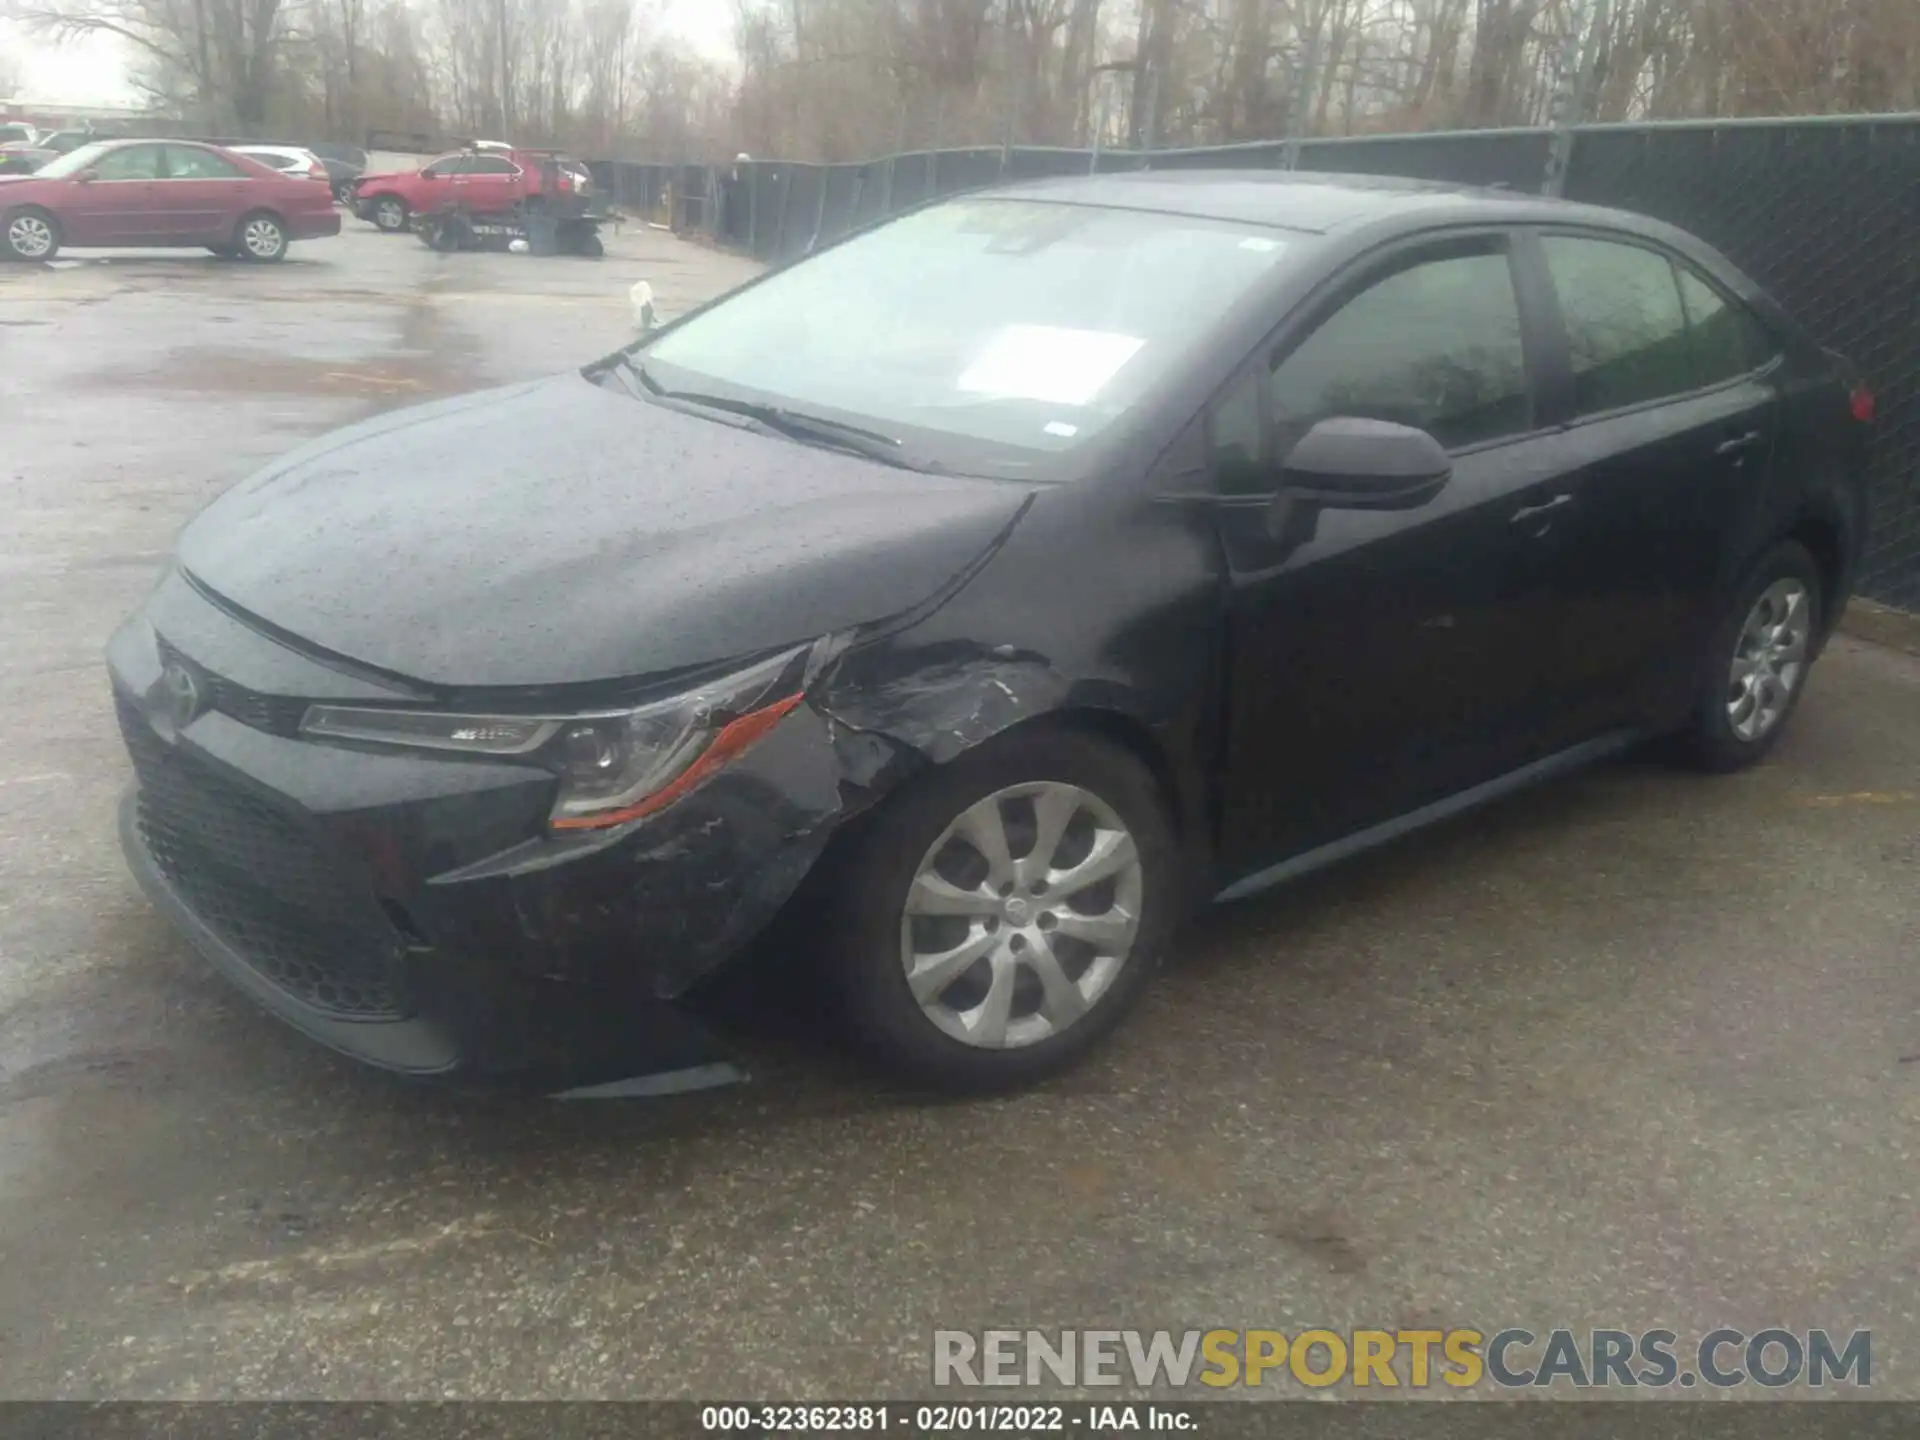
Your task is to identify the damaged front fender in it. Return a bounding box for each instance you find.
[424,698,854,1001]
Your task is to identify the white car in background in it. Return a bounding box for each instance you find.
[228,145,331,185]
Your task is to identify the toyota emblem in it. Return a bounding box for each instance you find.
[161,661,203,728]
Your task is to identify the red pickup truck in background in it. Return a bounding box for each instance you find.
[350,149,593,233]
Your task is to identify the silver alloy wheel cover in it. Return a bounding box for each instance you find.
[1728,577,1811,742]
[900,781,1143,1050]
[376,199,404,229]
[242,218,284,257]
[8,214,53,258]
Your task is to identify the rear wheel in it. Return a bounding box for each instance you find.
[1681,539,1822,771]
[4,207,59,261]
[371,196,408,233]
[826,727,1178,1092]
[236,211,288,262]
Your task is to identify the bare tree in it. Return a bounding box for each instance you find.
[7,0,1915,159]
[7,0,294,126]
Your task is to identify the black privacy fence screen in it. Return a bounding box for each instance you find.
[584,116,1920,611]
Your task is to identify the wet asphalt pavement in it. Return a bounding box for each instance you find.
[1,221,1917,1401]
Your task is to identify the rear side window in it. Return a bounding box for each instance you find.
[1543,236,1695,415]
[1269,249,1531,453]
[1676,267,1775,384]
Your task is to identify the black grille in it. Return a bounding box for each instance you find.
[119,696,408,1019]
[156,637,309,737]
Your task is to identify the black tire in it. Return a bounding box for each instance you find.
[370,196,409,233]
[1681,539,1823,772]
[3,206,60,262]
[825,726,1179,1092]
[234,211,288,263]
[574,230,604,258]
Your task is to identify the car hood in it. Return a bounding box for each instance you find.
[176,373,1034,689]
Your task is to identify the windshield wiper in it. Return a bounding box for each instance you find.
[622,356,927,471]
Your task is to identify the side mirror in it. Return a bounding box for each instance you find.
[1278,417,1452,511]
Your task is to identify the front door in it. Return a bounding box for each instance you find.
[154,145,253,243]
[413,156,465,211]
[66,143,167,244]
[1211,235,1585,878]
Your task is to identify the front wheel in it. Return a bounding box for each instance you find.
[236,212,288,262]
[1681,539,1823,772]
[371,196,409,233]
[4,207,60,261]
[826,727,1178,1092]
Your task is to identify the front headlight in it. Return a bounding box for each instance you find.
[300,646,809,831]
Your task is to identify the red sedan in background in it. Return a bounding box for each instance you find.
[0,140,342,262]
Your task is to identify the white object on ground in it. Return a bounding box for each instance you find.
[630,280,657,331]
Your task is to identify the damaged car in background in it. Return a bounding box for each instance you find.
[109,173,1870,1095]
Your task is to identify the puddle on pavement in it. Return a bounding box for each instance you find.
[84,349,468,400]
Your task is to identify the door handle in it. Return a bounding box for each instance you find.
[1510,493,1575,527]
[1715,429,1764,456]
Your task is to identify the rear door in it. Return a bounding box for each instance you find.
[1211,232,1591,873]
[68,143,166,244]
[156,145,253,242]
[1522,231,1781,738]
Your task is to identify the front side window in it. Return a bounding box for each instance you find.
[1268,249,1531,456]
[1543,236,1693,415]
[29,142,113,178]
[92,145,164,182]
[634,198,1310,470]
[165,147,243,180]
[421,157,466,178]
[467,157,517,175]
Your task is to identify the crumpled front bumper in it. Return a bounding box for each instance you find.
[107,578,856,1094]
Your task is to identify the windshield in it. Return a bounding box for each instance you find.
[33,143,115,179]
[637,198,1304,471]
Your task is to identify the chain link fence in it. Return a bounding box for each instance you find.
[594,115,1920,610]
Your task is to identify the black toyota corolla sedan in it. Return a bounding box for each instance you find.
[109,172,1872,1095]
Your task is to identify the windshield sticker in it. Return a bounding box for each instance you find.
[958,325,1146,407]
[1043,421,1079,438]
[1239,236,1283,252]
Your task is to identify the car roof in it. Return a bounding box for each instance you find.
[975,169,1665,240]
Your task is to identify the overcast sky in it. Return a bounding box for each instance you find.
[2,0,737,107]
